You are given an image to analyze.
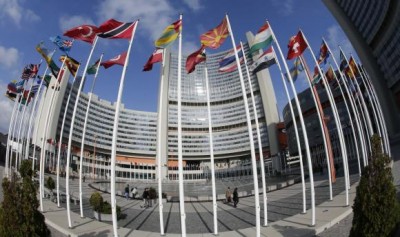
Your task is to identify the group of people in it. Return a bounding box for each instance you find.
[225,187,239,208]
[124,185,138,200]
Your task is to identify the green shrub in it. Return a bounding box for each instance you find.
[45,177,55,191]
[89,192,103,212]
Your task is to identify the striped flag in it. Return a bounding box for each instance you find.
[155,19,182,48]
[218,45,243,73]
[249,22,273,56]
[200,17,229,49]
[251,47,276,74]
[98,19,136,39]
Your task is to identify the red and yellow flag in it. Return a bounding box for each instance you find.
[200,18,229,49]
[347,56,359,78]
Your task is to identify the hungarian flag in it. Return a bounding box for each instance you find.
[50,36,73,53]
[200,18,229,49]
[186,46,206,74]
[317,41,329,65]
[287,31,307,60]
[143,48,163,71]
[251,47,276,74]
[249,22,273,56]
[87,58,101,75]
[98,19,136,39]
[218,45,243,73]
[101,51,127,69]
[64,25,99,44]
[60,55,80,77]
[155,19,182,48]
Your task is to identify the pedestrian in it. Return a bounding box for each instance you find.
[131,187,138,199]
[225,187,232,203]
[140,188,149,208]
[83,175,86,183]
[233,187,239,208]
[125,184,130,200]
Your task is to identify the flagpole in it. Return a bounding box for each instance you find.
[24,66,48,163]
[241,41,269,225]
[156,49,166,235]
[66,36,98,228]
[204,60,218,234]
[226,14,261,235]
[268,22,315,226]
[175,14,187,237]
[301,31,350,204]
[39,59,67,212]
[78,54,103,217]
[324,41,368,168]
[109,21,138,237]
[272,46,309,208]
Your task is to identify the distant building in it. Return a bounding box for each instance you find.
[323,0,400,147]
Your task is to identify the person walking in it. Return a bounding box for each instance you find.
[125,184,130,200]
[233,187,239,208]
[140,188,149,208]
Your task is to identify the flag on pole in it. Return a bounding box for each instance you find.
[36,42,60,77]
[218,45,243,73]
[317,41,329,65]
[200,18,229,49]
[50,36,73,53]
[143,48,163,71]
[87,58,101,75]
[98,19,135,39]
[155,19,182,48]
[101,51,127,69]
[59,55,80,77]
[287,31,307,60]
[21,64,40,80]
[285,57,304,82]
[186,46,206,74]
[347,56,359,78]
[312,66,322,85]
[339,50,348,71]
[251,47,276,74]
[249,22,273,55]
[64,25,99,44]
[38,75,52,88]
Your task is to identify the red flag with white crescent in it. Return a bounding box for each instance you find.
[63,25,99,44]
[100,52,127,69]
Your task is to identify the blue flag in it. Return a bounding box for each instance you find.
[50,36,73,53]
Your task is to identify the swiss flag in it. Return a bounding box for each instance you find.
[101,52,127,69]
[287,31,308,60]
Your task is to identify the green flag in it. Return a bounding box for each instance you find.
[87,59,100,75]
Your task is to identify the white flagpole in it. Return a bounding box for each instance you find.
[39,59,67,212]
[226,14,261,235]
[176,14,187,237]
[324,42,368,168]
[204,60,218,234]
[272,46,309,207]
[268,22,315,226]
[301,31,350,204]
[78,53,103,217]
[109,21,138,236]
[24,66,48,162]
[66,36,98,228]
[241,41,269,225]
[156,49,166,235]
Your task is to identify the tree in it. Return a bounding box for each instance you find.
[0,160,50,236]
[350,135,400,237]
[46,176,55,192]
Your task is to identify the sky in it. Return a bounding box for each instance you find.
[0,0,356,134]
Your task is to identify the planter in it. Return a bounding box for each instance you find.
[93,210,113,222]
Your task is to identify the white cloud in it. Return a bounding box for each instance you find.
[182,0,203,11]
[271,0,294,16]
[0,81,14,134]
[59,15,96,32]
[0,46,19,68]
[326,25,355,60]
[0,0,40,26]
[96,0,177,41]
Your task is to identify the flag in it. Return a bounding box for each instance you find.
[15,80,25,92]
[64,25,99,44]
[143,48,163,71]
[60,55,80,77]
[339,50,348,71]
[21,64,40,80]
[325,66,335,82]
[98,19,135,39]
[312,66,322,85]
[50,36,73,53]
[101,51,127,69]
[348,56,359,77]
[287,31,307,60]
[317,41,329,65]
[218,45,243,73]
[186,46,206,74]
[5,81,18,100]
[251,47,276,74]
[36,42,60,77]
[19,90,33,105]
[285,57,304,82]
[87,58,101,75]
[155,19,182,48]
[38,75,52,88]
[200,18,229,49]
[249,22,273,55]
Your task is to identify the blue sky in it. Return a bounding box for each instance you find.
[0,0,356,134]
